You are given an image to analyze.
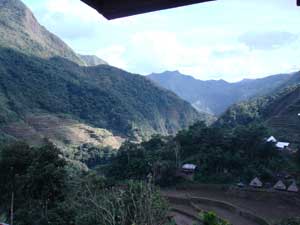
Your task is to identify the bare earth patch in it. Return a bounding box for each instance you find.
[3,114,124,149]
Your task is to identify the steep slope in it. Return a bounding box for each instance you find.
[0,0,84,65]
[0,48,201,145]
[79,54,108,66]
[217,73,300,144]
[0,0,204,148]
[148,71,293,115]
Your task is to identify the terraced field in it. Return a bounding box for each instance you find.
[265,87,300,144]
[163,185,300,225]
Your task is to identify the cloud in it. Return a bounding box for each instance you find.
[94,28,300,82]
[23,0,300,82]
[96,45,128,69]
[28,0,105,40]
[239,31,299,50]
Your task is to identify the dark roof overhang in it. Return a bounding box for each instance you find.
[81,0,215,20]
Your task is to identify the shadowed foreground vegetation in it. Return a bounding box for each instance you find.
[0,143,173,225]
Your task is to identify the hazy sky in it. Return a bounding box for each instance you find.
[23,0,300,81]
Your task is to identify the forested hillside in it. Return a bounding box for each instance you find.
[148,70,293,115]
[217,75,300,145]
[0,48,202,146]
[0,0,205,148]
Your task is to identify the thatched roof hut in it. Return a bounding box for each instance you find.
[274,180,286,190]
[287,181,299,193]
[267,136,277,143]
[181,164,197,174]
[250,177,263,188]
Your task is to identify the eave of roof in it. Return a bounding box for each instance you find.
[81,0,215,20]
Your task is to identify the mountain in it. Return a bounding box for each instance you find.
[0,0,202,148]
[0,0,84,65]
[0,48,201,144]
[79,54,108,66]
[148,71,293,115]
[217,72,300,145]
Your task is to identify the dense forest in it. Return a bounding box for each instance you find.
[107,122,299,185]
[0,48,202,144]
[217,84,300,145]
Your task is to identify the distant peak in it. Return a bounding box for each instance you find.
[161,70,181,75]
[0,0,85,65]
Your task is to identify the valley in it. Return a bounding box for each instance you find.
[148,71,294,115]
[0,0,299,225]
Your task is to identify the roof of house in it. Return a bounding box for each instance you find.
[267,136,277,143]
[182,164,197,170]
[250,177,263,187]
[287,181,299,192]
[81,0,300,19]
[276,142,290,149]
[274,180,287,190]
[81,0,215,19]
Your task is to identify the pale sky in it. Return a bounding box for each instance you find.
[23,0,300,82]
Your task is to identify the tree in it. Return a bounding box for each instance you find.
[0,142,33,225]
[66,179,170,225]
[0,142,68,225]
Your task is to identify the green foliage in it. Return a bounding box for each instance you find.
[0,143,171,225]
[0,142,68,225]
[201,211,231,225]
[66,180,170,225]
[108,122,288,185]
[217,84,300,145]
[71,144,116,168]
[277,217,300,225]
[108,136,180,186]
[193,212,231,225]
[0,48,200,141]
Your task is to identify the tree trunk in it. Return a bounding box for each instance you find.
[10,191,14,225]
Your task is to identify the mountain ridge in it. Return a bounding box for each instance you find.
[0,0,204,148]
[216,73,300,145]
[0,0,85,65]
[148,70,294,115]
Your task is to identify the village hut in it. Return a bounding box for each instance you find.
[237,182,245,188]
[276,142,290,150]
[250,177,263,188]
[267,136,277,143]
[287,181,299,193]
[274,180,287,190]
[182,164,197,173]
